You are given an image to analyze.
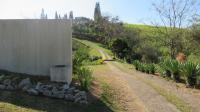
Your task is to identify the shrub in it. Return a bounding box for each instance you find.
[159,59,172,78]
[144,64,150,74]
[110,38,130,59]
[181,62,200,87]
[168,60,181,82]
[73,47,89,74]
[149,64,156,74]
[89,56,102,61]
[133,60,140,70]
[76,67,93,91]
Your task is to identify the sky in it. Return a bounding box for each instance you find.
[0,0,169,24]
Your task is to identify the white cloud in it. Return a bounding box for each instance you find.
[0,0,98,19]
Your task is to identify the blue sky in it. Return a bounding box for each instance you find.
[0,0,171,24]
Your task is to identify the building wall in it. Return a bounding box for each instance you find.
[0,20,72,76]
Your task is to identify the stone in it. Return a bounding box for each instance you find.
[6,85,15,90]
[3,79,11,86]
[62,84,69,91]
[43,90,52,97]
[22,85,30,92]
[18,78,32,89]
[74,97,82,103]
[65,94,74,101]
[52,87,65,98]
[0,84,6,89]
[52,91,65,99]
[27,88,39,95]
[35,82,42,90]
[67,87,75,94]
[79,100,88,105]
[74,89,80,93]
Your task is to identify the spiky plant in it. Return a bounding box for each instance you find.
[159,59,171,77]
[144,64,150,74]
[133,60,140,70]
[181,62,200,87]
[149,64,156,74]
[168,60,181,82]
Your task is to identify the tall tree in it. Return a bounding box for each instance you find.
[45,14,48,19]
[69,11,74,20]
[152,0,197,58]
[40,8,46,19]
[94,2,102,22]
[55,11,59,19]
[59,14,61,19]
[63,13,68,19]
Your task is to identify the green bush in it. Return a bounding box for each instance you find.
[73,47,89,74]
[76,67,93,91]
[89,56,102,61]
[149,64,156,74]
[159,59,172,78]
[134,60,156,75]
[181,62,200,87]
[168,60,181,82]
[133,60,140,70]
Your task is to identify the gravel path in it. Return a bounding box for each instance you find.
[97,49,181,112]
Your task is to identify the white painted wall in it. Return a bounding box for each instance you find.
[0,20,72,78]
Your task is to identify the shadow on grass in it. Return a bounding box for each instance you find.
[0,90,113,112]
[0,70,113,112]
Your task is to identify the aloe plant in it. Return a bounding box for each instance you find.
[133,60,140,70]
[159,59,171,77]
[149,64,156,74]
[144,64,150,74]
[181,62,200,87]
[168,60,181,82]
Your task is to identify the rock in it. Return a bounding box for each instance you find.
[74,97,82,103]
[52,87,65,98]
[79,100,88,105]
[74,89,80,93]
[67,87,75,94]
[22,85,31,91]
[27,88,39,95]
[18,78,32,89]
[6,85,15,90]
[62,84,69,91]
[35,82,42,90]
[0,84,6,89]
[43,90,52,97]
[65,94,74,101]
[52,91,65,99]
[3,79,11,86]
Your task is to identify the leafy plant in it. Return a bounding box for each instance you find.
[181,62,200,87]
[149,64,156,74]
[168,60,181,82]
[73,47,89,74]
[159,59,172,78]
[76,67,93,91]
[133,60,140,70]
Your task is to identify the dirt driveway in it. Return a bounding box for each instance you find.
[94,49,200,112]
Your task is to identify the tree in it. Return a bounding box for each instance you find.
[63,13,68,19]
[55,11,58,19]
[94,2,102,22]
[152,0,197,58]
[40,8,47,19]
[59,14,61,19]
[45,14,48,19]
[69,11,74,20]
[111,38,130,59]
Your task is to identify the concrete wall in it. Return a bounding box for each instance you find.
[0,19,72,77]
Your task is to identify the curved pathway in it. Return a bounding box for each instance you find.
[97,48,200,112]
